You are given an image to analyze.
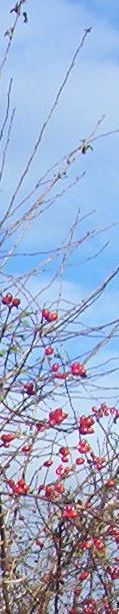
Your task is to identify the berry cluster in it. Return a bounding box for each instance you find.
[48,408,68,426]
[78,415,95,435]
[71,361,87,377]
[8,478,29,495]
[2,293,20,308]
[42,308,58,322]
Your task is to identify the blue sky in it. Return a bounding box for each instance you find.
[1,1,118,270]
[0,0,119,403]
[66,0,119,27]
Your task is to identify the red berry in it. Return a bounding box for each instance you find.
[93,537,104,550]
[11,297,20,307]
[36,420,47,432]
[43,459,53,467]
[79,570,90,581]
[106,479,115,488]
[62,504,77,519]
[23,382,35,396]
[45,346,54,356]
[56,465,70,478]
[42,309,58,322]
[51,363,59,372]
[48,311,58,322]
[2,293,13,306]
[78,415,95,435]
[54,482,64,494]
[53,371,68,380]
[59,446,69,457]
[17,479,25,487]
[45,485,54,498]
[1,433,15,446]
[42,308,50,320]
[76,457,85,465]
[17,479,29,494]
[48,408,68,426]
[21,444,31,454]
[78,440,90,454]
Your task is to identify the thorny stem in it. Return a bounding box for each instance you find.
[0,495,12,614]
[54,521,63,614]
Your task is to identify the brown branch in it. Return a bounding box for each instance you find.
[0,495,12,613]
[0,27,91,228]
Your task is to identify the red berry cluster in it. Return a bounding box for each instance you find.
[59,446,70,463]
[44,482,64,500]
[23,382,36,396]
[92,403,119,420]
[108,525,119,543]
[1,433,15,447]
[77,440,90,454]
[84,598,96,613]
[8,478,29,495]
[90,452,106,470]
[36,420,47,432]
[42,308,58,322]
[93,536,105,551]
[56,464,70,478]
[48,408,68,426]
[107,566,119,580]
[62,504,77,519]
[78,415,95,435]
[2,293,20,308]
[71,361,87,377]
[44,344,69,379]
